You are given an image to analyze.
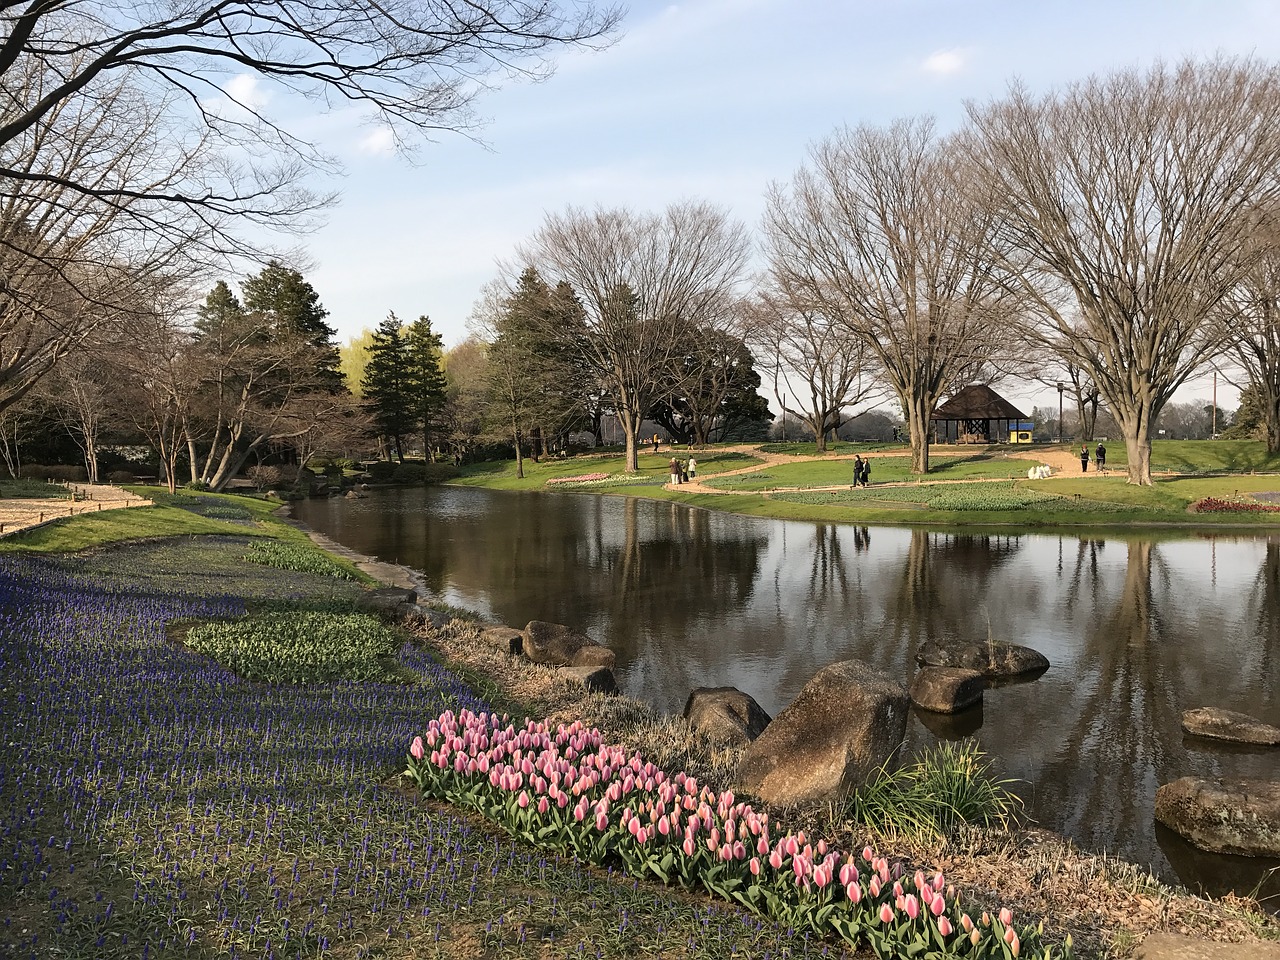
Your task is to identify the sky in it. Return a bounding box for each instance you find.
[238,0,1280,414]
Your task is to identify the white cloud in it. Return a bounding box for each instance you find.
[223,73,270,110]
[921,48,970,76]
[357,127,396,157]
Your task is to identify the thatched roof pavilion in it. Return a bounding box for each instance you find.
[931,384,1031,444]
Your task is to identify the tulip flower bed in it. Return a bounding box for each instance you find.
[243,539,358,579]
[406,709,1072,959]
[1191,495,1280,513]
[544,473,610,485]
[2,536,928,959]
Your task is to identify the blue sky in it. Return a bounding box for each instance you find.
[254,0,1280,411]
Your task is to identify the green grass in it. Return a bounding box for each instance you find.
[243,539,358,579]
[0,477,72,499]
[705,455,1041,491]
[453,449,764,491]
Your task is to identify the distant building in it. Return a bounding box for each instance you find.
[931,385,1031,444]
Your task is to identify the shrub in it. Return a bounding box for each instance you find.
[365,460,397,482]
[19,464,88,482]
[107,469,137,483]
[245,464,289,490]
[184,610,403,684]
[392,462,428,484]
[421,462,461,483]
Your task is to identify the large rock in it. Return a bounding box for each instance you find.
[559,665,618,695]
[480,625,524,656]
[1154,776,1280,857]
[1181,707,1280,746]
[522,620,601,666]
[683,687,772,747]
[355,586,418,616]
[916,640,1049,679]
[737,660,908,806]
[400,605,453,631]
[909,667,984,714]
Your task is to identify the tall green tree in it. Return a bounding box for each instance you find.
[362,313,413,462]
[486,268,588,477]
[405,316,448,462]
[242,261,342,390]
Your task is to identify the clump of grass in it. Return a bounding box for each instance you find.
[847,740,1022,840]
[244,539,356,579]
[184,610,406,683]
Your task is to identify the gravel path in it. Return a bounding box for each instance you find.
[0,483,149,538]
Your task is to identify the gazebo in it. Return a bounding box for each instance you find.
[931,384,1032,444]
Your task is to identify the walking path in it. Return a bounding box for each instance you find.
[0,482,149,538]
[669,443,1109,494]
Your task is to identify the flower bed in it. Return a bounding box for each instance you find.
[546,472,610,485]
[407,709,1071,959]
[1191,496,1280,513]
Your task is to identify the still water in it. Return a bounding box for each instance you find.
[292,486,1280,903]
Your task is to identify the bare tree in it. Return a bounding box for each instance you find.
[1219,223,1280,452]
[746,288,874,451]
[521,202,752,471]
[763,118,1015,472]
[964,58,1280,484]
[41,341,112,483]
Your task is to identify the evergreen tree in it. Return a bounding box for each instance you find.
[195,280,245,335]
[241,261,342,389]
[405,315,448,462]
[362,313,412,462]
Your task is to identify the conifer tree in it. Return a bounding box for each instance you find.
[362,313,412,462]
[405,315,448,462]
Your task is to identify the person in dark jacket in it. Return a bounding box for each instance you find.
[1095,442,1106,472]
[1080,445,1089,472]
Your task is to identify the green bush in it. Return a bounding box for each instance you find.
[365,460,397,481]
[244,540,356,579]
[846,740,1022,840]
[19,464,88,482]
[184,611,404,683]
[392,462,428,484]
[421,462,461,483]
[107,469,138,483]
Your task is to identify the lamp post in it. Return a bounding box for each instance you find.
[1057,383,1064,444]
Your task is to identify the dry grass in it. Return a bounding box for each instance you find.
[409,614,1280,959]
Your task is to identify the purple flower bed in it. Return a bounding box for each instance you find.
[0,540,900,959]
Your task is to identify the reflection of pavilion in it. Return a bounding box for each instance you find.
[931,384,1030,444]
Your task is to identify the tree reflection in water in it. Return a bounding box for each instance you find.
[292,490,1280,902]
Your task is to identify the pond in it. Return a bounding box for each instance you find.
[291,486,1280,905]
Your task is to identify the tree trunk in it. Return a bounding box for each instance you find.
[1267,392,1280,455]
[905,399,931,474]
[84,436,99,484]
[513,421,524,479]
[1117,410,1155,485]
[619,410,642,472]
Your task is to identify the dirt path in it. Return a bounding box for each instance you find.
[0,483,149,538]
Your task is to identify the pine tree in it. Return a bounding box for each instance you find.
[405,315,447,462]
[362,313,412,462]
[241,262,342,390]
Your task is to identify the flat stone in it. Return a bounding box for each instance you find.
[354,586,418,616]
[1154,776,1280,857]
[916,640,1049,678]
[1134,932,1280,960]
[401,605,453,630]
[909,667,985,714]
[559,665,618,695]
[683,687,772,747]
[523,620,596,666]
[570,644,616,669]
[1182,707,1280,746]
[480,626,524,655]
[737,660,908,807]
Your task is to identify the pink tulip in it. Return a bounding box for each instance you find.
[846,881,861,904]
[682,836,696,857]
[930,893,945,917]
[750,857,761,876]
[757,837,769,856]
[999,907,1013,927]
[879,903,894,924]
[813,864,830,888]
[904,895,919,920]
[410,736,424,759]
[970,929,981,947]
[862,845,874,862]
[517,791,529,809]
[869,875,881,897]
[937,916,953,937]
[595,812,608,831]
[933,871,946,892]
[1004,925,1017,945]
[768,848,783,870]
[961,914,974,933]
[784,836,799,856]
[537,796,549,815]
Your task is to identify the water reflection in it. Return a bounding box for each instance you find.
[292,490,1280,903]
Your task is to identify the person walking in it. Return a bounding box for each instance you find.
[687,456,697,480]
[653,433,660,453]
[1095,442,1106,472]
[861,456,872,487]
[669,457,680,485]
[852,455,863,489]
[1080,445,1089,473]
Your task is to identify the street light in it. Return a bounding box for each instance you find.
[1056,383,1064,443]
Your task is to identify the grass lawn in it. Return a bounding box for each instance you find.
[704,454,1043,491]
[453,448,762,491]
